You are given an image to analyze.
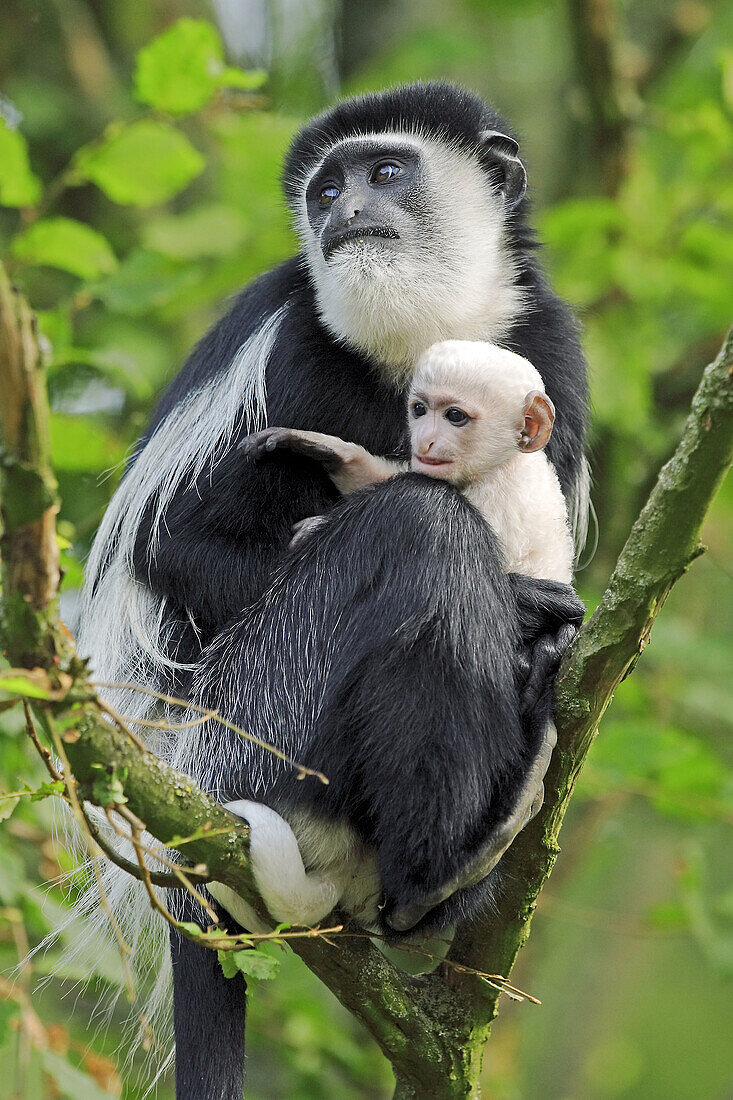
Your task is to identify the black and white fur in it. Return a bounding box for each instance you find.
[75,83,588,1098]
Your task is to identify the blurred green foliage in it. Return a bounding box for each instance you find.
[0,1,731,1097]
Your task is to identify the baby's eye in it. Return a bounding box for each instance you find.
[445,407,469,426]
[410,401,427,418]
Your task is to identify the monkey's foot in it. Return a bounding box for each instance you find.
[387,721,557,932]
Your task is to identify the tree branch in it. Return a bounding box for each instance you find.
[0,266,61,668]
[567,0,632,194]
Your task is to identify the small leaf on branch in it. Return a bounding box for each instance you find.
[11,218,118,280]
[91,764,128,807]
[0,668,71,701]
[0,119,42,207]
[0,779,65,817]
[134,19,266,116]
[74,120,205,206]
[178,921,205,937]
[0,795,21,821]
[218,946,281,982]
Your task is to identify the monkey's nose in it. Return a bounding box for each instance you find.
[346,209,361,225]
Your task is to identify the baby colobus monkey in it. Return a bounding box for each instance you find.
[242,340,575,584]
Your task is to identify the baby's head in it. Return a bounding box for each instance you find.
[407,341,555,488]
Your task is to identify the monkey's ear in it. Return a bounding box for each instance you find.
[519,390,555,453]
[478,130,527,209]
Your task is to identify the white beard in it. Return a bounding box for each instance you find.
[299,134,526,383]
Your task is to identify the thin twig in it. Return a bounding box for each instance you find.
[97,698,147,752]
[45,717,138,1005]
[125,713,212,732]
[23,701,62,781]
[114,804,220,928]
[93,679,329,785]
[80,803,183,889]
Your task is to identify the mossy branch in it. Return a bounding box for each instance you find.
[1,264,731,1099]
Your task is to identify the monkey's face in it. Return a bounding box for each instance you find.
[304,138,426,270]
[407,386,518,489]
[298,135,524,376]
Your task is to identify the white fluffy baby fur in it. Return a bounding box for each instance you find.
[413,340,574,583]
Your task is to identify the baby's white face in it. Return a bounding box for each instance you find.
[407,384,520,489]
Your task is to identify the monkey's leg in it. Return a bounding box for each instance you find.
[401,581,585,927]
[387,721,557,931]
[170,893,246,1100]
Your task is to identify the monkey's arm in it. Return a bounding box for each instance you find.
[240,427,405,495]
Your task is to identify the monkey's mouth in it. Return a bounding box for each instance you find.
[412,455,453,469]
[322,226,400,260]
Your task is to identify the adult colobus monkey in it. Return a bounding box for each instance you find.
[77,83,588,1098]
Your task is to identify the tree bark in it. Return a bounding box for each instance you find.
[1,264,731,1098]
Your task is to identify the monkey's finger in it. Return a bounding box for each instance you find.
[520,623,576,711]
[238,429,282,461]
[289,515,326,549]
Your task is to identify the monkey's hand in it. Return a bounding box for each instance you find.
[239,427,401,494]
[509,575,585,711]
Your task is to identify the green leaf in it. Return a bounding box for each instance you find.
[12,218,117,280]
[0,796,20,822]
[178,921,205,937]
[218,67,266,92]
[218,949,241,979]
[0,673,53,700]
[86,249,203,314]
[90,764,128,807]
[28,779,65,802]
[218,946,280,982]
[50,414,125,472]
[0,119,42,207]
[74,120,205,206]
[134,19,265,115]
[141,203,248,259]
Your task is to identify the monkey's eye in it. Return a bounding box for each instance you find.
[318,185,340,207]
[371,163,401,184]
[410,401,427,418]
[445,408,469,426]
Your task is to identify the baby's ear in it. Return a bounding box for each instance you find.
[518,390,555,452]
